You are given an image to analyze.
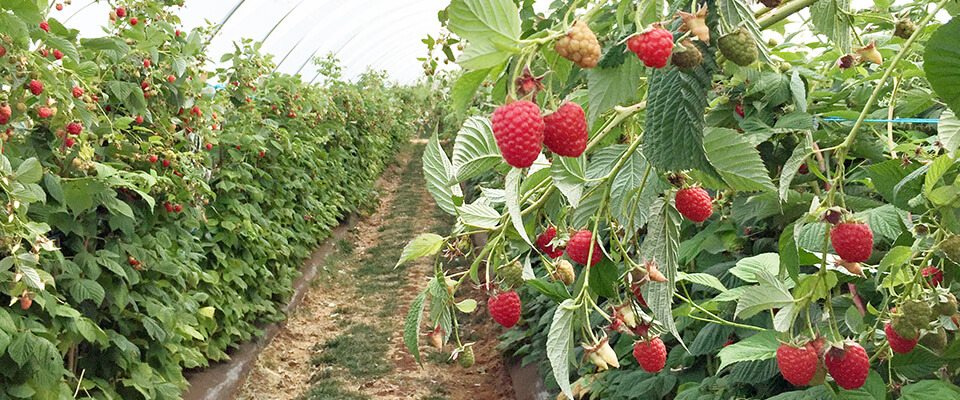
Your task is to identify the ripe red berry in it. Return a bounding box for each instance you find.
[175,29,181,36]
[192,106,201,116]
[536,227,564,258]
[627,26,673,68]
[116,7,126,17]
[884,323,917,354]
[56,3,63,11]
[922,266,943,286]
[141,81,149,90]
[776,343,818,386]
[735,103,745,118]
[130,17,138,26]
[135,115,144,124]
[162,159,170,168]
[566,230,602,267]
[72,86,83,98]
[66,122,82,135]
[20,296,31,310]
[206,143,213,150]
[64,137,75,147]
[168,75,176,83]
[0,44,5,58]
[37,107,52,119]
[175,204,182,212]
[164,202,174,212]
[798,163,809,175]
[41,49,48,57]
[29,80,43,96]
[824,342,869,390]
[40,21,50,32]
[489,290,521,328]
[542,102,588,158]
[633,337,667,372]
[830,222,873,263]
[53,49,63,60]
[491,100,544,168]
[149,155,158,163]
[675,187,713,222]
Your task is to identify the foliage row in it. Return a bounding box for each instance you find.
[0,1,426,398]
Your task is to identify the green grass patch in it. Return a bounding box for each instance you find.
[310,324,393,380]
[298,379,369,400]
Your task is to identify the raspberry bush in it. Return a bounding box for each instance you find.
[401,0,960,398]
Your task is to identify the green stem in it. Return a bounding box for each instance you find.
[757,0,818,29]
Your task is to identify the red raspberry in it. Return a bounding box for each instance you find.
[66,123,82,136]
[116,7,126,18]
[175,204,182,212]
[830,222,873,263]
[29,80,43,96]
[566,229,602,267]
[884,323,917,354]
[536,227,564,258]
[164,202,174,212]
[489,290,521,328]
[40,21,50,32]
[922,266,943,286]
[0,44,5,58]
[777,343,818,386]
[735,103,745,117]
[627,26,673,68]
[64,137,75,147]
[168,75,176,83]
[491,101,544,168]
[144,59,151,68]
[37,107,52,119]
[53,50,63,60]
[675,187,713,222]
[542,102,587,158]
[130,17,138,26]
[206,143,213,150]
[149,155,158,163]
[633,337,667,372]
[824,342,869,390]
[162,159,170,168]
[72,86,84,98]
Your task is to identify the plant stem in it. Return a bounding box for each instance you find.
[757,0,818,29]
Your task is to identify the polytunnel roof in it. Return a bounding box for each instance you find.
[64,0,452,84]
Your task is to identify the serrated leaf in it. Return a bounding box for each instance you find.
[717,329,779,371]
[404,289,428,366]
[14,158,42,184]
[772,302,800,332]
[505,167,531,245]
[447,0,521,47]
[644,64,716,176]
[703,127,776,192]
[423,128,462,215]
[68,278,105,306]
[735,270,795,320]
[396,233,445,268]
[810,0,853,52]
[640,198,684,348]
[451,69,488,115]
[458,199,500,229]
[730,253,781,283]
[938,109,960,157]
[925,19,960,114]
[900,380,960,400]
[457,41,514,70]
[924,154,954,197]
[586,56,643,126]
[547,299,577,400]
[678,272,728,292]
[452,117,500,182]
[551,155,586,208]
[455,299,477,313]
[855,205,902,242]
[892,346,944,380]
[780,144,811,201]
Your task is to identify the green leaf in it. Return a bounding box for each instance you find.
[455,299,477,313]
[717,329,779,371]
[457,199,501,229]
[14,158,42,184]
[900,380,960,400]
[586,56,643,125]
[547,299,577,400]
[677,272,728,293]
[451,69,488,114]
[689,323,734,356]
[396,233,445,268]
[551,155,586,208]
[779,223,801,282]
[457,41,514,70]
[610,145,654,230]
[703,127,776,192]
[810,0,853,52]
[837,371,886,400]
[7,331,30,367]
[423,128,462,215]
[505,167,531,245]
[790,73,808,113]
[938,109,960,157]
[924,154,954,197]
[447,0,521,48]
[855,205,903,241]
[730,253,781,283]
[780,144,812,201]
[644,65,717,177]
[878,246,912,283]
[718,0,774,64]
[925,18,960,114]
[451,117,500,183]
[892,346,944,380]
[67,278,105,306]
[639,198,684,348]
[735,270,795,319]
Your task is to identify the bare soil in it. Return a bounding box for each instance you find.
[234,143,514,400]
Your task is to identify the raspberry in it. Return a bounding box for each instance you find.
[29,80,43,96]
[940,235,960,264]
[168,75,176,83]
[894,19,917,40]
[675,187,713,222]
[718,26,758,67]
[116,7,126,18]
[144,59,151,68]
[72,86,83,98]
[884,323,917,354]
[162,159,170,168]
[0,103,10,125]
[776,343,818,385]
[130,17,139,26]
[890,315,917,340]
[566,230,602,267]
[902,299,932,329]
[829,222,873,262]
[554,21,601,69]
[632,337,666,372]
[671,39,702,69]
[491,101,544,168]
[918,328,948,353]
[497,260,523,289]
[64,137,75,147]
[922,266,943,286]
[149,155,158,163]
[40,21,50,32]
[488,290,521,328]
[935,293,957,316]
[552,260,576,285]
[627,26,673,68]
[164,202,174,212]
[0,44,5,58]
[735,103,745,118]
[206,143,213,150]
[542,102,587,157]
[537,227,564,258]
[824,342,869,390]
[66,122,82,135]
[37,107,51,118]
[459,346,475,368]
[53,49,63,60]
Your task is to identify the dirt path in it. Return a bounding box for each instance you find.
[234,143,514,400]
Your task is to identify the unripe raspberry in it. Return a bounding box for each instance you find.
[671,39,703,69]
[554,21,601,69]
[552,260,576,285]
[497,260,524,289]
[894,19,917,40]
[491,101,544,168]
[884,322,917,354]
[718,26,758,66]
